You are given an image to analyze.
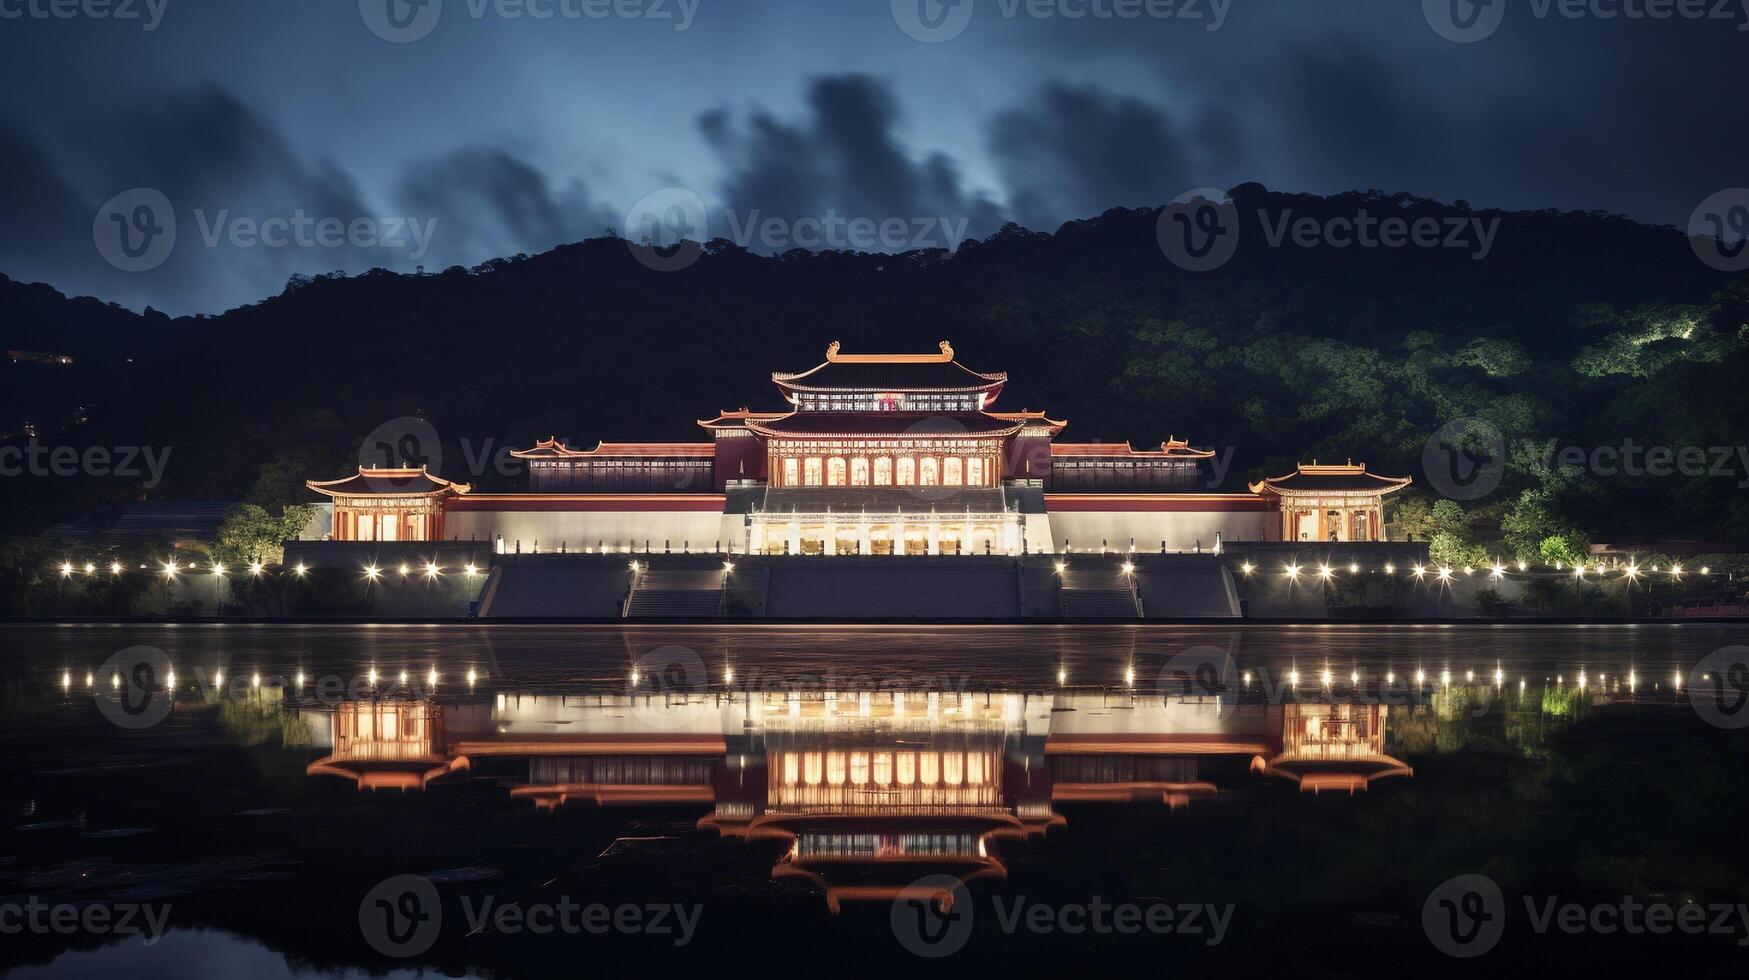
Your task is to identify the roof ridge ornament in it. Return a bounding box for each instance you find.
[822,340,957,364]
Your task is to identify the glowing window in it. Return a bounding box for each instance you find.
[826,458,847,486]
[943,457,963,486]
[873,752,893,785]
[920,752,939,785]
[850,458,870,486]
[783,458,799,486]
[850,752,870,785]
[826,751,847,786]
[896,458,916,486]
[784,753,799,785]
[804,751,823,785]
[967,458,986,486]
[896,753,916,785]
[874,457,893,486]
[804,458,824,486]
[943,752,964,786]
[919,458,940,486]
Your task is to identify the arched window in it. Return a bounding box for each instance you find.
[943,457,963,486]
[783,458,799,486]
[896,457,916,486]
[804,457,824,486]
[850,457,870,486]
[919,457,940,486]
[874,457,893,486]
[826,751,847,786]
[803,751,823,785]
[966,457,986,486]
[826,457,847,486]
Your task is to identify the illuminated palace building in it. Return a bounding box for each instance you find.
[307,342,1409,555]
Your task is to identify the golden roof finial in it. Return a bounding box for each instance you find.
[825,340,841,360]
[939,340,954,359]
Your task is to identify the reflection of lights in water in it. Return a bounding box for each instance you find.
[1350,670,1359,684]
[85,672,94,688]
[251,673,260,688]
[111,673,120,690]
[1673,671,1683,691]
[1577,670,1588,689]
[295,671,305,688]
[1320,669,1333,686]
[1057,667,1067,685]
[467,669,478,687]
[1415,669,1426,685]
[1242,670,1253,686]
[630,669,641,686]
[1465,670,1474,683]
[1123,666,1135,686]
[214,670,223,687]
[167,669,176,688]
[1288,669,1300,686]
[1386,671,1396,684]
[1493,667,1504,686]
[723,667,734,684]
[61,671,70,691]
[428,668,438,687]
[1440,670,1452,686]
[398,670,408,685]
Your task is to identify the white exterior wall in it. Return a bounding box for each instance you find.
[1045,510,1274,554]
[445,509,748,553]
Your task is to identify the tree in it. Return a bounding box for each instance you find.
[217,503,313,565]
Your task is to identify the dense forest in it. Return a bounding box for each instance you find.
[3,184,1747,573]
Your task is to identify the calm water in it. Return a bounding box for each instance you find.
[1,624,1746,977]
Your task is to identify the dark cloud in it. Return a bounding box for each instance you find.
[396,147,615,270]
[989,82,1193,232]
[701,74,1004,251]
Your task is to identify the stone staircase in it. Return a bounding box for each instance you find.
[623,567,727,618]
[1058,567,1142,618]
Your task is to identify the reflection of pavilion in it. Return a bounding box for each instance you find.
[303,688,1411,910]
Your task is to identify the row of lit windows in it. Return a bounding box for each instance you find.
[779,455,991,487]
[777,750,993,786]
[795,392,981,412]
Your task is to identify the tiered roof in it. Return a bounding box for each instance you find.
[1248,462,1411,495]
[306,466,470,498]
[771,341,1007,397]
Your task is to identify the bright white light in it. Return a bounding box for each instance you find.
[59,562,73,578]
[399,564,410,576]
[1437,566,1453,582]
[1384,563,1395,575]
[212,563,225,576]
[424,562,440,578]
[248,561,263,576]
[162,561,179,579]
[467,669,478,687]
[110,562,122,575]
[1348,563,1359,574]
[1120,562,1135,575]
[1317,564,1333,579]
[427,668,438,687]
[722,561,734,573]
[465,564,479,576]
[1412,564,1427,579]
[364,565,380,580]
[294,563,308,577]
[251,673,260,688]
[1240,562,1255,576]
[1491,564,1506,579]
[1057,667,1067,685]
[1285,564,1301,579]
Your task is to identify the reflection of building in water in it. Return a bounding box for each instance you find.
[303,689,1411,910]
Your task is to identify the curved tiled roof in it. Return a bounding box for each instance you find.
[1248,463,1410,495]
[306,466,470,497]
[773,341,1006,393]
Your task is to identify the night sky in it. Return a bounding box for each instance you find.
[2,0,1744,314]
